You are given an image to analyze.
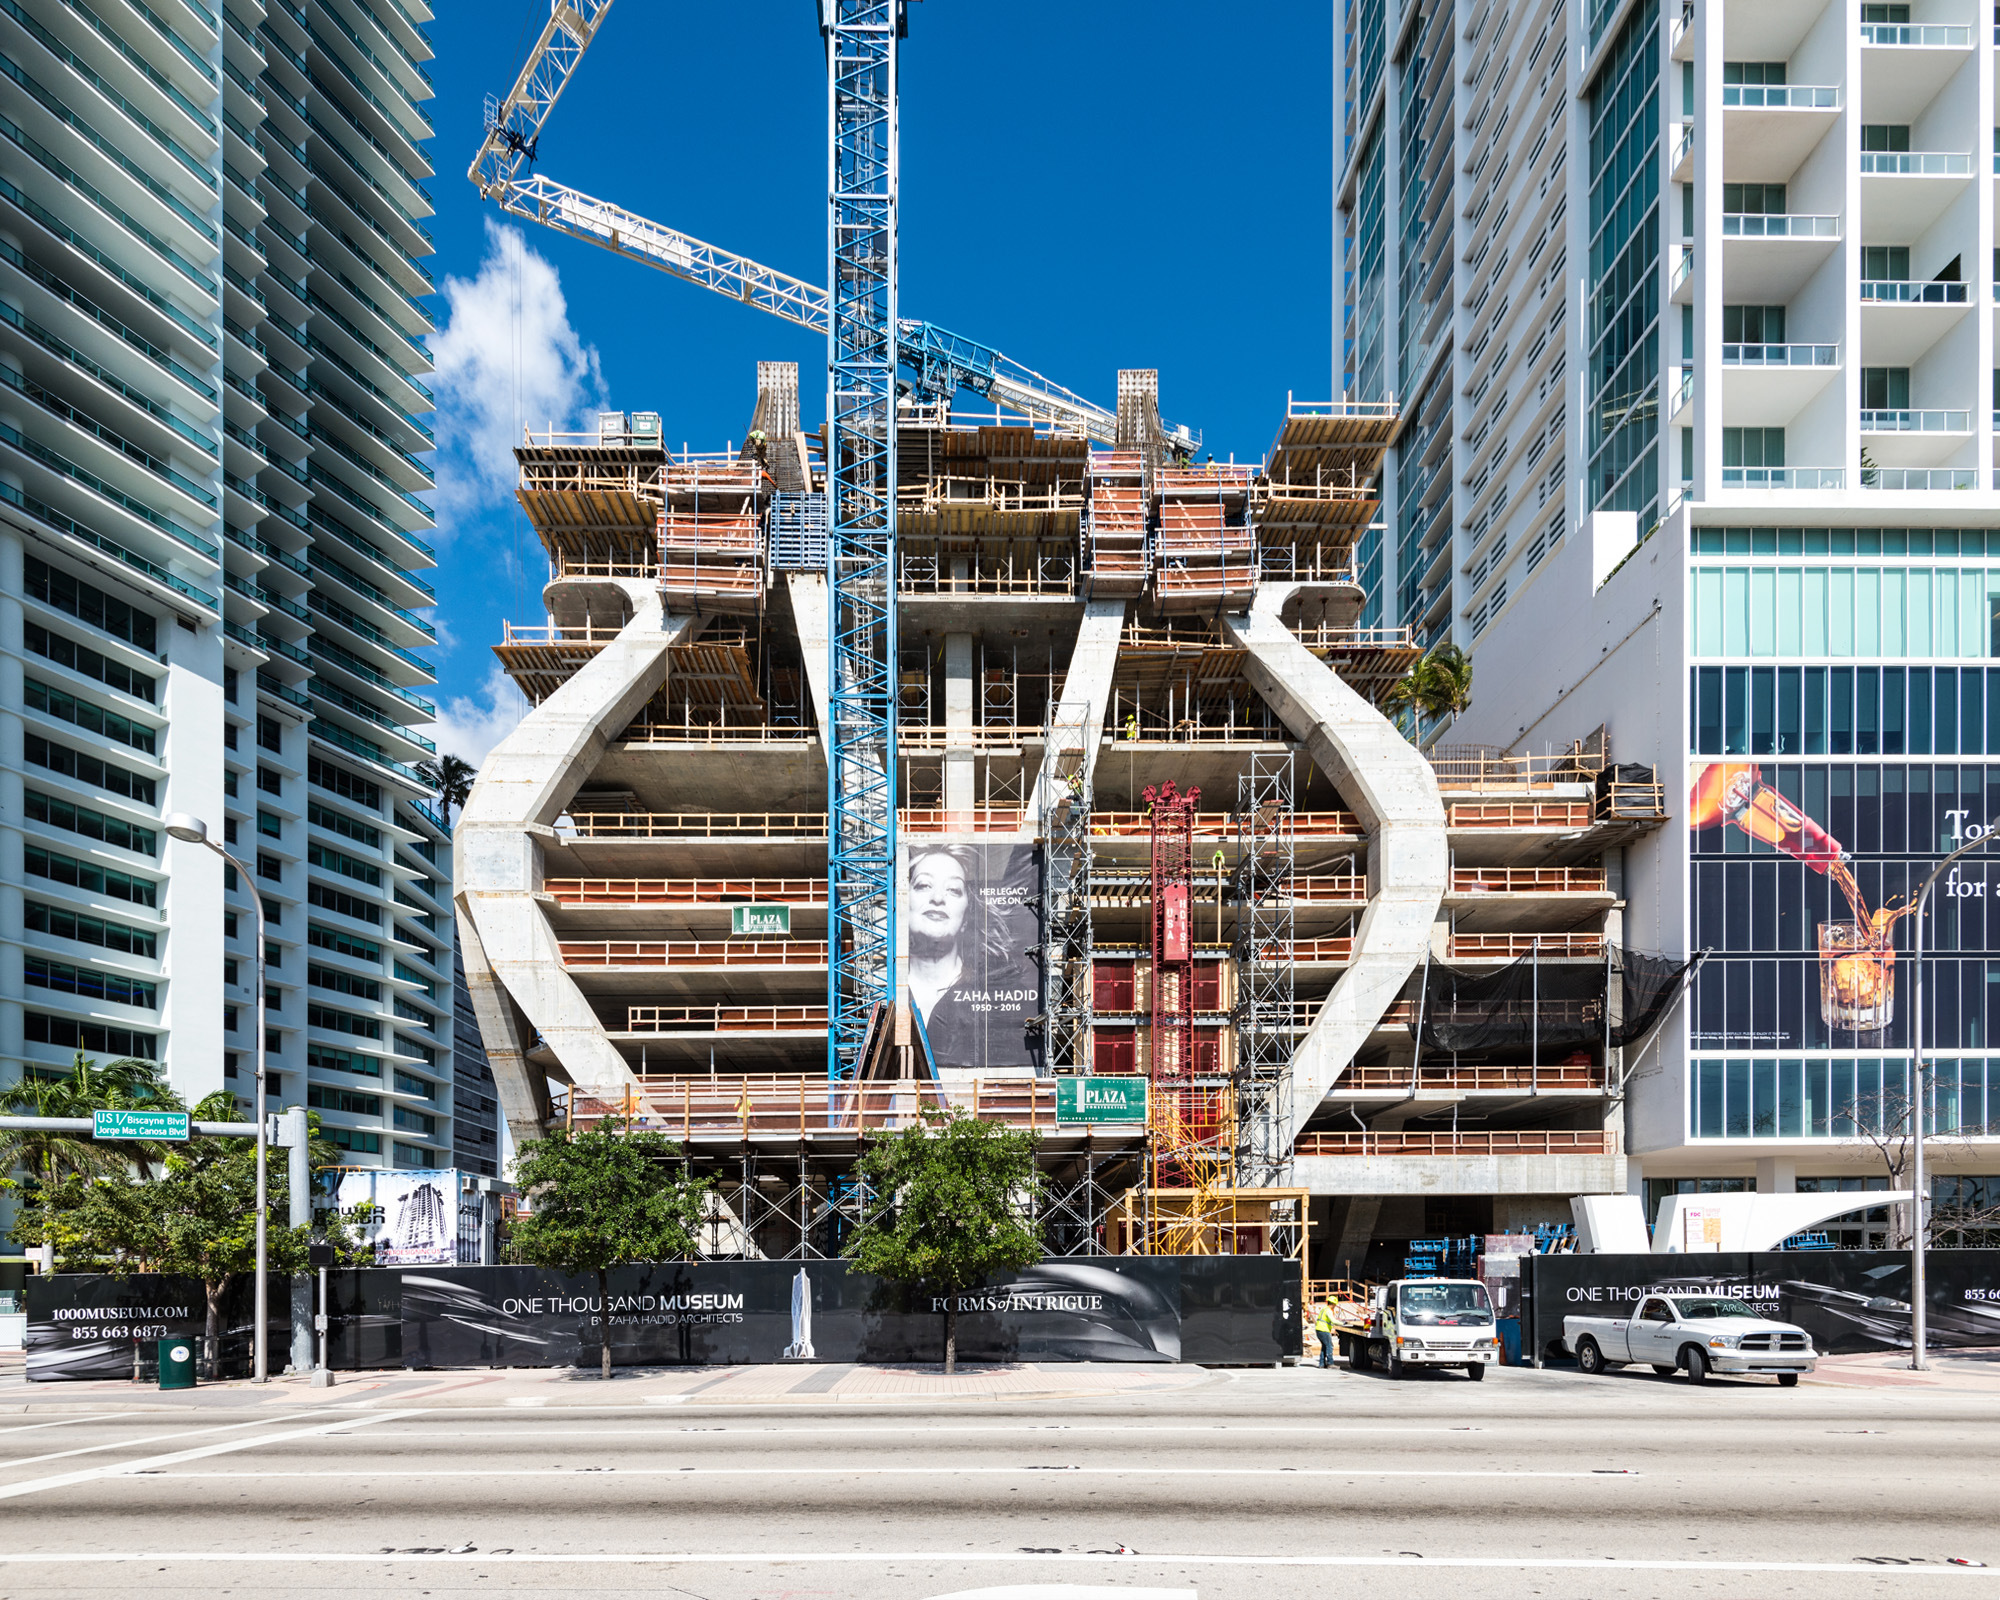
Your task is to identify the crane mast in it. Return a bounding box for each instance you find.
[823,0,901,1075]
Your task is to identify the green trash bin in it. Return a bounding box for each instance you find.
[157,1336,196,1390]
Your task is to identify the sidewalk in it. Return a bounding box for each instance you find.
[0,1353,1222,1411]
[1804,1347,2000,1392]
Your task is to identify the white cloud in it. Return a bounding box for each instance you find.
[432,665,531,768]
[430,219,606,520]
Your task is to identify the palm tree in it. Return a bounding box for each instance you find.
[1384,643,1473,745]
[0,1053,182,1253]
[417,753,475,827]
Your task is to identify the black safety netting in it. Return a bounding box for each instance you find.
[1410,949,1692,1055]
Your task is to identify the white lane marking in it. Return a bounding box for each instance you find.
[0,1410,426,1502]
[299,1424,1500,1438]
[0,1412,149,1437]
[147,1465,1633,1480]
[0,1416,299,1473]
[0,1552,1985,1576]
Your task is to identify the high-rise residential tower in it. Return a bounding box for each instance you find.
[0,0,450,1173]
[1363,0,2000,1232]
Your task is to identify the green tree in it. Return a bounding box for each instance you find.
[843,1108,1044,1373]
[1383,642,1474,746]
[507,1119,708,1379]
[416,753,476,827]
[0,1053,183,1250]
[57,1093,341,1376]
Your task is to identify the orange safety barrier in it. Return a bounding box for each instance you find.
[548,877,828,906]
[1338,1062,1603,1092]
[565,1075,1070,1138]
[626,1005,829,1033]
[1448,801,1595,830]
[1293,1130,1615,1157]
[1452,867,1610,893]
[901,806,1031,833]
[561,811,829,839]
[1447,932,1604,959]
[560,939,830,968]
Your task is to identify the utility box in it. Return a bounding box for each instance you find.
[157,1337,195,1390]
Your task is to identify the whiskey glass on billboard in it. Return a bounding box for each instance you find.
[1818,920,1895,1034]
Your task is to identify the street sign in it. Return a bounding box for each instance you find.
[732,904,791,936]
[1056,1077,1148,1124]
[93,1109,190,1141]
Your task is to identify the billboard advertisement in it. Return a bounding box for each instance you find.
[904,841,1041,1075]
[24,1274,284,1381]
[322,1169,460,1266]
[1688,760,2000,1056]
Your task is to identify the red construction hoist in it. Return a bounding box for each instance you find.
[1146,779,1224,1188]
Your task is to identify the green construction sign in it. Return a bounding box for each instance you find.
[731,904,790,937]
[1056,1077,1148,1124]
[92,1109,190,1141]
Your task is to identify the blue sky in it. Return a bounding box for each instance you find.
[424,1,1338,760]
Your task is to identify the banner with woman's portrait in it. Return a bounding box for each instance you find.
[903,842,1042,1076]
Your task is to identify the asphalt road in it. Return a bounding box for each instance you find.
[1,1363,1997,1600]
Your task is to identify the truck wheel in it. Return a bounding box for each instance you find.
[1385,1346,1404,1380]
[1776,1372,1799,1389]
[1464,1362,1485,1381]
[1651,1365,1677,1377]
[1575,1337,1607,1376]
[1347,1339,1371,1373]
[1683,1347,1711,1385]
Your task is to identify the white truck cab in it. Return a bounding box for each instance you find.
[1564,1294,1817,1385]
[1337,1279,1500,1379]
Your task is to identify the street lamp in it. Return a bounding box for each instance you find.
[165,811,270,1385]
[1906,826,2000,1372]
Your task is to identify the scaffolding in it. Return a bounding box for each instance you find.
[1039,699,1095,1075]
[1236,751,1296,1185]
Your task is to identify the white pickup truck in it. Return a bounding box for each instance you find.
[1337,1279,1501,1378]
[1564,1293,1817,1385]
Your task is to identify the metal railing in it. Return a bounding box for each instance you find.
[1865,467,1979,490]
[1426,747,1602,786]
[1722,84,1839,109]
[1859,22,1970,45]
[1720,466,1846,489]
[1859,409,1970,432]
[1721,213,1839,238]
[1859,280,1967,303]
[1721,343,1837,366]
[1859,151,1972,176]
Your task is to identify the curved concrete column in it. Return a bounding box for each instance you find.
[454,580,697,1145]
[1224,588,1447,1147]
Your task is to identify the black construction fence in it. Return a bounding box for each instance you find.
[25,1257,1302,1381]
[1522,1250,2000,1362]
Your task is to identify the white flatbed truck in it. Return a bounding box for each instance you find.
[1335,1279,1501,1378]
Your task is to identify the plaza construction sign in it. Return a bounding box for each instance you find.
[1057,1076,1148,1124]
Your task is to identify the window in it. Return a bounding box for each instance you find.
[258,811,284,838]
[393,1142,438,1169]
[25,845,157,906]
[1722,428,1785,468]
[308,883,380,924]
[27,957,156,1009]
[224,667,239,704]
[393,1106,436,1138]
[1861,367,1911,410]
[394,1070,435,1100]
[26,791,156,856]
[25,558,157,651]
[257,854,283,882]
[1723,62,1786,85]
[1722,305,1787,344]
[310,963,382,1002]
[329,1128,381,1155]
[1861,3,1910,18]
[25,1012,153,1059]
[308,802,381,849]
[261,896,282,927]
[1861,246,1910,281]
[26,735,156,805]
[257,766,284,796]
[26,902,157,959]
[309,843,380,887]
[309,756,380,811]
[1722,183,1787,214]
[309,1043,381,1078]
[1861,124,1911,153]
[24,624,156,702]
[308,924,382,963]
[224,819,239,846]
[309,1003,382,1039]
[307,1085,381,1117]
[257,715,284,754]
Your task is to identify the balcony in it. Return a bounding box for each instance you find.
[1721,213,1838,238]
[1721,85,1842,177]
[1720,467,1845,490]
[1722,86,1839,109]
[1859,151,1973,175]
[1864,466,1980,490]
[1861,409,1972,468]
[1722,214,1839,300]
[1859,409,1971,431]
[1859,23,1971,45]
[1720,343,1836,366]
[1861,280,1968,303]
[1860,23,1974,110]
[1861,153,1972,237]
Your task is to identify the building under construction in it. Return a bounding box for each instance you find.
[453,360,1672,1281]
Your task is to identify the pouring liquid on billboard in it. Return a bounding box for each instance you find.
[1690,763,1916,1032]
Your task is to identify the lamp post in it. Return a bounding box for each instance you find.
[165,812,270,1384]
[1906,826,2000,1372]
